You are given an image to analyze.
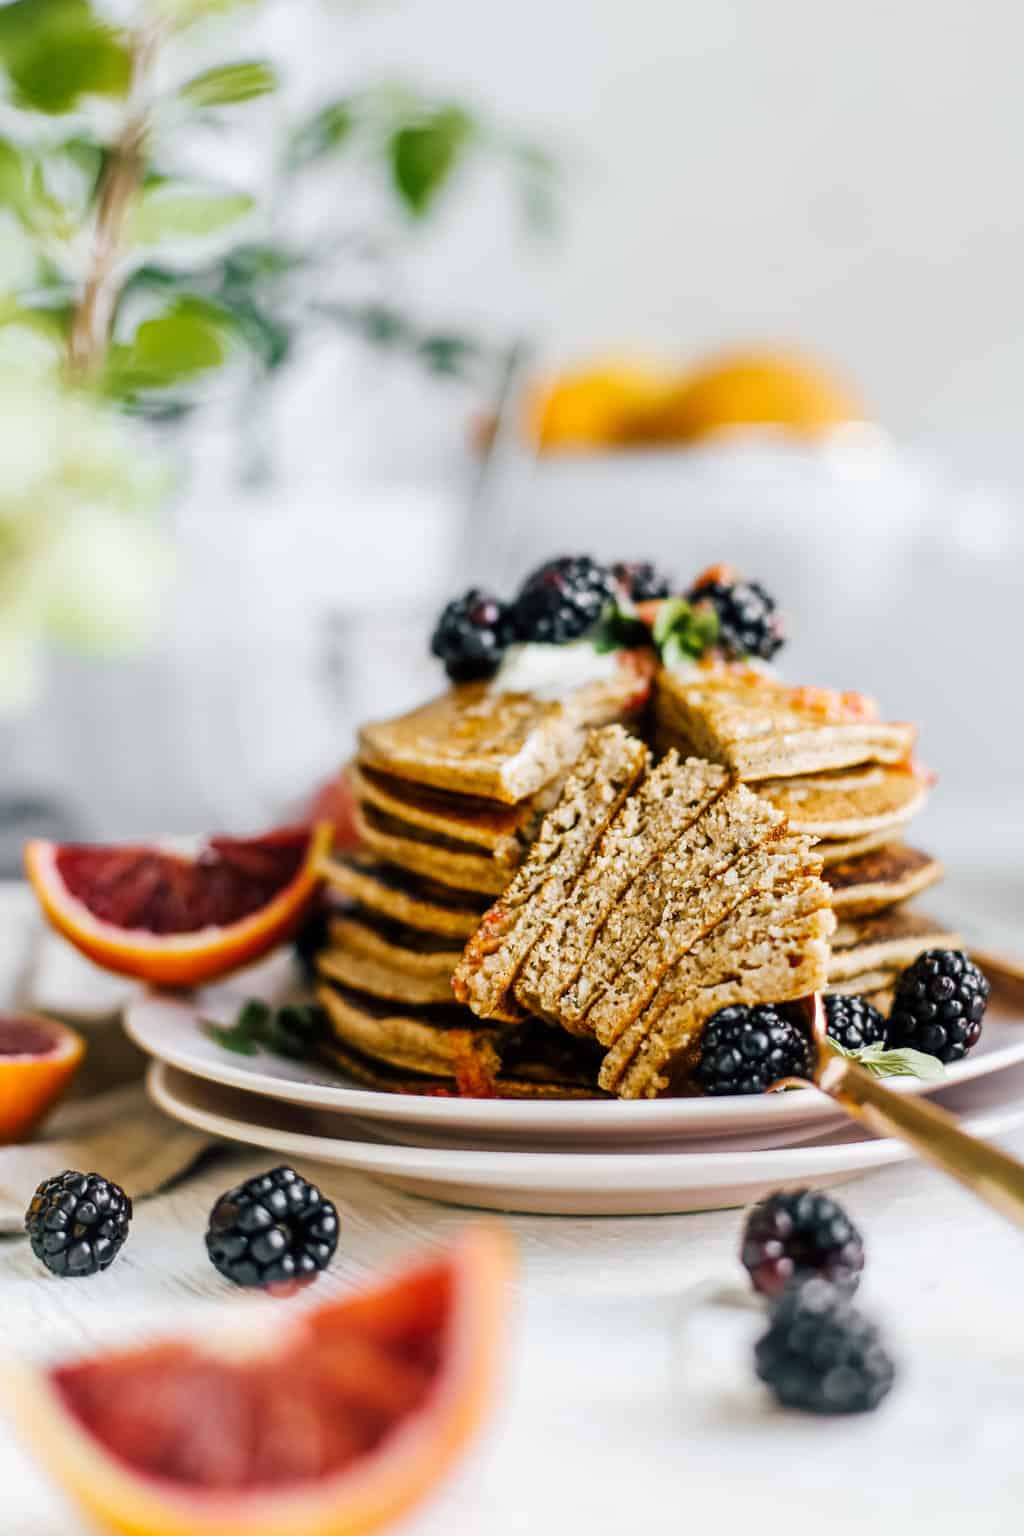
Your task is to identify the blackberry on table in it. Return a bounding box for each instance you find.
[431,588,515,682]
[26,1170,132,1278]
[513,556,617,644]
[824,993,888,1054]
[755,1278,895,1415]
[695,1004,813,1096]
[687,574,785,661]
[888,949,989,1064]
[205,1165,339,1287]
[611,560,673,603]
[741,1188,864,1298]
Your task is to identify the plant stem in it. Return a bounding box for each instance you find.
[68,25,159,380]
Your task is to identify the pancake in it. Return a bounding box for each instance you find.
[359,665,650,804]
[817,827,899,867]
[655,666,915,780]
[348,761,536,862]
[826,844,943,917]
[317,1034,605,1099]
[316,945,455,1007]
[351,800,509,895]
[327,914,462,979]
[757,764,927,838]
[317,981,509,1079]
[317,853,488,937]
[828,908,961,982]
[826,971,900,998]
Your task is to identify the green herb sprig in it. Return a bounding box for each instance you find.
[824,1037,946,1082]
[206,999,324,1061]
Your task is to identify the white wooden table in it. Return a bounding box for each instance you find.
[2,886,1024,1535]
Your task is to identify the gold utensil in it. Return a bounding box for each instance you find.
[796,994,1024,1230]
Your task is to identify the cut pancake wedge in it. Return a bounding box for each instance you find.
[602,884,835,1097]
[453,728,649,1018]
[825,844,943,916]
[514,753,730,1022]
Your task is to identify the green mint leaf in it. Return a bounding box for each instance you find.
[652,597,719,663]
[205,997,270,1056]
[288,99,355,171]
[592,602,649,655]
[651,596,690,648]
[390,105,474,217]
[824,1037,945,1082]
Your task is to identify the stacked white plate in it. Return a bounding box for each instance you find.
[130,953,1024,1215]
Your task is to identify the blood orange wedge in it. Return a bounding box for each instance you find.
[3,1227,511,1536]
[25,824,332,987]
[0,1013,85,1143]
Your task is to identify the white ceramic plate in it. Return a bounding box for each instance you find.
[148,1057,1024,1216]
[125,952,1024,1147]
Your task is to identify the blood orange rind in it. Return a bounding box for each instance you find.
[0,1014,85,1143]
[2,1226,512,1536]
[24,823,332,988]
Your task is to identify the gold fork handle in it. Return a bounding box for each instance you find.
[818,1054,1024,1230]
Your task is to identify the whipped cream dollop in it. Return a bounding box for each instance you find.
[488,640,622,700]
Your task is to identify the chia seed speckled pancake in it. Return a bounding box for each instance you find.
[756,765,927,838]
[826,971,898,1001]
[359,665,651,804]
[817,827,900,867]
[348,761,538,863]
[825,844,943,916]
[655,666,915,781]
[316,853,488,938]
[317,981,511,1079]
[828,908,961,982]
[351,800,509,895]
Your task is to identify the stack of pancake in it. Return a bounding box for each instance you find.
[454,729,833,1099]
[655,666,957,1009]
[312,672,650,1097]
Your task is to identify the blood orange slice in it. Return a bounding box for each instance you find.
[25,824,331,987]
[0,1014,85,1143]
[4,1227,511,1536]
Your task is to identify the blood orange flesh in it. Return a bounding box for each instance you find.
[0,1013,84,1143]
[25,825,330,986]
[4,1227,510,1536]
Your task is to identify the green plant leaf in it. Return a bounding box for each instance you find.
[652,597,719,664]
[288,99,355,170]
[130,186,255,245]
[390,105,474,217]
[824,1038,946,1082]
[0,139,32,224]
[159,0,262,30]
[592,602,650,655]
[179,60,278,109]
[106,297,233,395]
[205,998,269,1055]
[0,0,131,114]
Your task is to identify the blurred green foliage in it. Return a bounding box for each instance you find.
[0,0,558,696]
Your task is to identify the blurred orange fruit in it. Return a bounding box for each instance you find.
[0,1014,85,1143]
[527,360,674,453]
[654,348,866,443]
[3,1226,512,1536]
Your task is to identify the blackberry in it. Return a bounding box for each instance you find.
[513,555,617,644]
[205,1165,338,1287]
[687,574,785,661]
[611,560,673,603]
[741,1189,864,1298]
[695,1004,813,1096]
[888,949,989,1064]
[431,588,515,682]
[26,1170,131,1278]
[755,1278,895,1415]
[824,993,888,1054]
